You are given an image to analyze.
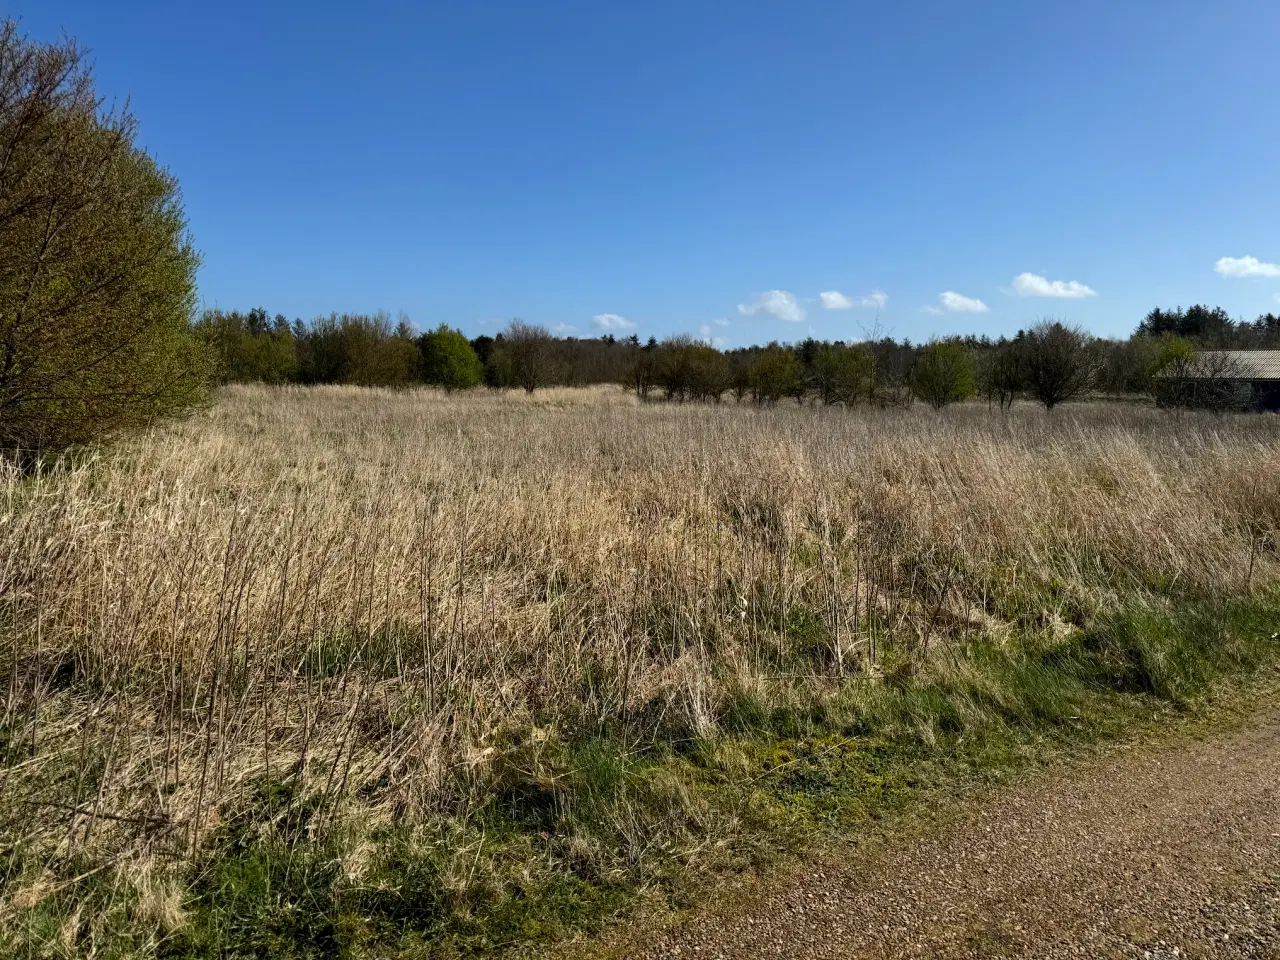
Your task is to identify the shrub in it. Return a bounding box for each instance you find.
[748,346,799,404]
[811,344,874,406]
[0,22,209,455]
[657,336,731,402]
[419,324,483,390]
[300,313,420,388]
[491,320,554,393]
[1021,320,1095,410]
[627,336,660,400]
[911,340,976,410]
[1152,341,1253,414]
[976,344,1023,412]
[1098,335,1162,396]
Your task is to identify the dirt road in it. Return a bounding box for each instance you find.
[624,714,1280,959]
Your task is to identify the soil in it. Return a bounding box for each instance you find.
[614,712,1280,958]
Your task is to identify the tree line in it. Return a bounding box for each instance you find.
[3,20,1278,460]
[193,306,1280,414]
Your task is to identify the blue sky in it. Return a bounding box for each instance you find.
[15,1,1280,344]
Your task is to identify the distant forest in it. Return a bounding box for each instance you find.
[193,304,1280,410]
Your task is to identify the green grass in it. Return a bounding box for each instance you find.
[3,589,1278,959]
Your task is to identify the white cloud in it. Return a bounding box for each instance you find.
[591,312,633,331]
[1012,272,1096,298]
[922,305,944,315]
[939,291,989,313]
[821,289,887,310]
[697,324,727,348]
[712,317,730,327]
[1215,255,1280,279]
[738,289,806,323]
[551,322,579,335]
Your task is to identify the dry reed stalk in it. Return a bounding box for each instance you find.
[0,384,1276,866]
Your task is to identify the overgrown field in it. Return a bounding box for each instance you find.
[2,386,1278,958]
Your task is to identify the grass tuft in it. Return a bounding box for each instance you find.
[0,386,1277,956]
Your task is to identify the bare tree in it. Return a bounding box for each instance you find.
[977,345,1023,413]
[498,319,554,393]
[1155,348,1252,415]
[1021,320,1095,410]
[656,335,731,402]
[811,343,874,406]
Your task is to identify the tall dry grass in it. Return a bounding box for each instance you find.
[1,384,1277,885]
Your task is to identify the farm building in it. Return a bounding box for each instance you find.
[1169,350,1280,411]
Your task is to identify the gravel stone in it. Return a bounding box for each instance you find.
[625,714,1280,959]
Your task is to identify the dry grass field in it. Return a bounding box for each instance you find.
[2,385,1278,957]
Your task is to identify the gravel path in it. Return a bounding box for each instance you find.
[625,714,1280,959]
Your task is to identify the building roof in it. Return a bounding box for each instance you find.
[1190,351,1280,380]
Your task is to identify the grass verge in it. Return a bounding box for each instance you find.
[2,589,1278,959]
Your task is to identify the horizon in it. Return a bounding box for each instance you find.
[13,1,1280,347]
[207,303,1280,350]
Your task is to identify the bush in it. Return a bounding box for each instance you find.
[657,336,731,402]
[419,324,483,390]
[911,340,976,410]
[748,346,799,404]
[490,320,554,393]
[811,344,874,405]
[0,22,209,454]
[1021,320,1095,410]
[627,337,660,400]
[299,313,420,388]
[1152,340,1254,414]
[976,345,1023,412]
[1098,335,1162,396]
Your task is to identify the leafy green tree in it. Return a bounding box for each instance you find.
[1138,305,1234,346]
[689,342,732,401]
[0,22,210,454]
[469,335,495,365]
[365,317,421,387]
[194,308,297,384]
[419,324,483,390]
[911,340,976,410]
